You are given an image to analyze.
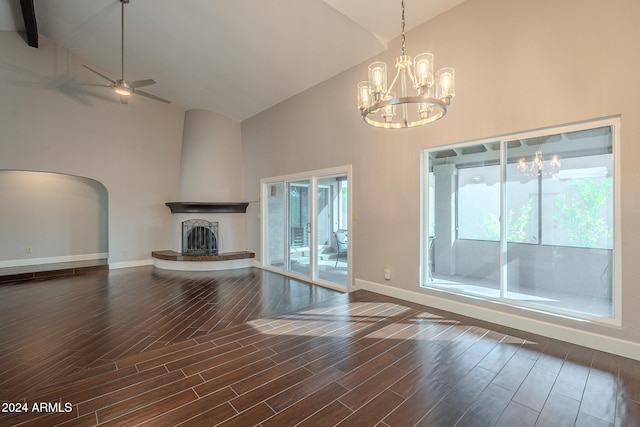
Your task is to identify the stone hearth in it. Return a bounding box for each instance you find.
[151,250,254,271]
[152,250,254,262]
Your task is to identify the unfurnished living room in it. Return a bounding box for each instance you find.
[1,0,639,426]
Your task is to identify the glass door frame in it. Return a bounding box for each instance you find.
[261,165,352,291]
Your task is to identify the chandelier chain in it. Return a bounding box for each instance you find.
[401,0,406,56]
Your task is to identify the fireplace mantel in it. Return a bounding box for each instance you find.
[165,202,249,214]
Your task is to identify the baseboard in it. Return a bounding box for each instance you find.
[0,253,109,268]
[356,278,640,362]
[109,259,154,270]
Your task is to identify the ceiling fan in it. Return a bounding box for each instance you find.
[82,0,170,104]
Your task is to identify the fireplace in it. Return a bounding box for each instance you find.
[152,110,255,270]
[182,219,218,255]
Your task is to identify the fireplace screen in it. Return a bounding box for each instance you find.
[182,219,218,255]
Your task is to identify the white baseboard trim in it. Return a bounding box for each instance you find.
[109,259,153,270]
[356,278,640,362]
[0,253,108,268]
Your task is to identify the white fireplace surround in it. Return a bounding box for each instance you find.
[153,109,252,271]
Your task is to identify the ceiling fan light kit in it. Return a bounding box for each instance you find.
[357,0,454,128]
[113,81,133,96]
[82,0,170,104]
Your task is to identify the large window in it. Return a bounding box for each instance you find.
[422,118,619,322]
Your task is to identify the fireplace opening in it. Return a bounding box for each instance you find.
[182,219,218,255]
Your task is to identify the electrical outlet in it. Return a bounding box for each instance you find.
[384,268,391,280]
[26,247,32,254]
[122,250,128,256]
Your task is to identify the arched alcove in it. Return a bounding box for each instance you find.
[0,170,108,267]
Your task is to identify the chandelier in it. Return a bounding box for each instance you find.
[357,0,455,129]
[517,150,561,176]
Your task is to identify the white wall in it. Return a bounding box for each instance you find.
[177,109,244,202]
[242,0,640,348]
[0,31,184,265]
[0,170,108,265]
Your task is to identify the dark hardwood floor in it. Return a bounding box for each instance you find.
[0,266,638,426]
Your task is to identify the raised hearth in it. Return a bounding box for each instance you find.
[152,250,255,271]
[152,250,254,262]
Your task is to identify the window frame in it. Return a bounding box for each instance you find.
[420,116,621,325]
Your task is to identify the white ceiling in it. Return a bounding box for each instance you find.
[1,0,466,121]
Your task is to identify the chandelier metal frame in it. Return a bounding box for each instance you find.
[357,0,455,129]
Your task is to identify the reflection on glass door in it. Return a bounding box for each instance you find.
[287,180,310,277]
[265,182,284,269]
[317,176,348,286]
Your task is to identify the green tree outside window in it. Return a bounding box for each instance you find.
[555,178,612,248]
[480,200,532,242]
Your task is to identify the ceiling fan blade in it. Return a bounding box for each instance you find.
[119,95,129,104]
[78,83,111,87]
[82,65,116,85]
[130,79,156,88]
[135,90,171,104]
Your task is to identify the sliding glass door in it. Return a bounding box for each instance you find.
[316,176,348,286]
[262,166,351,290]
[287,180,310,278]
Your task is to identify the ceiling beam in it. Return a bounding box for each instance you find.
[19,0,38,48]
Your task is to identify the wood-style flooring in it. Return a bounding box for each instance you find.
[0,266,638,426]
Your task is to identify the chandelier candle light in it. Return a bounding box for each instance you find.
[357,0,455,128]
[517,150,561,176]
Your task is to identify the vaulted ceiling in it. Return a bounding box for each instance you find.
[1,0,467,121]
